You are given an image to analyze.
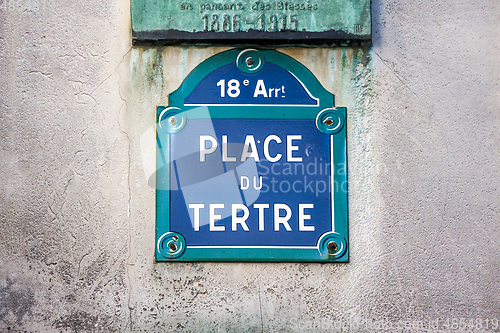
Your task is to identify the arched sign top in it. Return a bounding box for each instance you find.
[168,49,334,114]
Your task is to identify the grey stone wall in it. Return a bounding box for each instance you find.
[1,0,499,331]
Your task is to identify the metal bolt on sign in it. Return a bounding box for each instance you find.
[323,117,334,126]
[327,241,338,253]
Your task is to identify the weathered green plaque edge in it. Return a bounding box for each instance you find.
[132,0,371,45]
[156,49,348,262]
[133,30,371,46]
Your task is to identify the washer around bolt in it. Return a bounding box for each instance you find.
[157,232,186,259]
[315,108,344,134]
[158,107,186,134]
[236,49,265,73]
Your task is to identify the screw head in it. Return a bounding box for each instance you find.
[169,116,177,125]
[327,241,338,252]
[323,117,334,126]
[169,243,177,252]
[246,57,254,66]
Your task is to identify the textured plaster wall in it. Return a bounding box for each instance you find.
[1,0,499,332]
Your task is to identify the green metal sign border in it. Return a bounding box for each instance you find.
[156,49,348,262]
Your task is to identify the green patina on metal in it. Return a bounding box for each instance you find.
[155,49,349,262]
[132,0,371,44]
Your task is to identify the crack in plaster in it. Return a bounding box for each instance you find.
[258,283,264,332]
[82,43,134,330]
[112,47,134,331]
[373,51,421,100]
[118,95,134,332]
[90,47,132,97]
[79,44,133,330]
[254,266,266,332]
[78,248,93,277]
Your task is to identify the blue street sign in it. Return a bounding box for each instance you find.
[156,49,348,262]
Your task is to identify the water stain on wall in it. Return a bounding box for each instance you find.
[0,278,35,326]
